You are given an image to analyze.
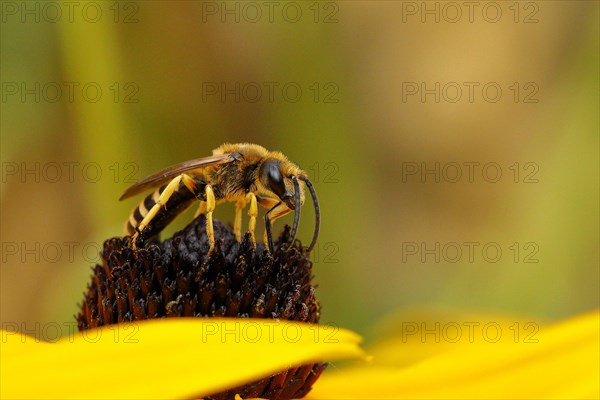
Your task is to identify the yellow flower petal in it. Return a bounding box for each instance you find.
[368,308,546,368]
[1,318,365,399]
[309,311,599,399]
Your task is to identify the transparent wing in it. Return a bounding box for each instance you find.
[119,154,232,200]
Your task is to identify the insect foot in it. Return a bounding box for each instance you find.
[77,214,324,400]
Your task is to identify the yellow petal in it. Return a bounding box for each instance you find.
[368,307,546,368]
[1,318,365,399]
[309,311,599,399]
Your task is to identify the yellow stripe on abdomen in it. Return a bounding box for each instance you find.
[124,188,161,235]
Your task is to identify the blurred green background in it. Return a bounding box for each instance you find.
[1,1,598,342]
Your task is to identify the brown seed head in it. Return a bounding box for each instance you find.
[77,215,326,399]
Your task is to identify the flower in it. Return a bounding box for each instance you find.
[1,217,598,399]
[2,310,597,399]
[309,309,600,399]
[77,215,328,399]
[1,318,365,399]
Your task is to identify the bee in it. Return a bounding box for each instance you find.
[120,143,320,254]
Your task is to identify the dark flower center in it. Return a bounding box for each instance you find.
[77,215,325,399]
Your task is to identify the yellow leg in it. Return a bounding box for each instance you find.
[181,174,198,195]
[205,184,216,253]
[135,173,199,236]
[194,201,207,218]
[132,174,190,250]
[234,198,247,242]
[257,195,279,209]
[246,193,258,248]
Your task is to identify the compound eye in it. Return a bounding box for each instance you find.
[268,166,286,199]
[260,161,286,199]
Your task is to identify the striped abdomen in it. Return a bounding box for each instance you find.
[125,182,202,240]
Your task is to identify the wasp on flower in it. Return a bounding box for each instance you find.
[120,143,320,254]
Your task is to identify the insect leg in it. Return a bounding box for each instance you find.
[205,184,216,253]
[195,199,226,218]
[264,202,292,253]
[194,201,207,218]
[234,198,247,242]
[181,174,200,197]
[134,175,183,245]
[124,189,160,236]
[256,195,279,209]
[132,173,200,249]
[245,193,259,247]
[256,196,283,251]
